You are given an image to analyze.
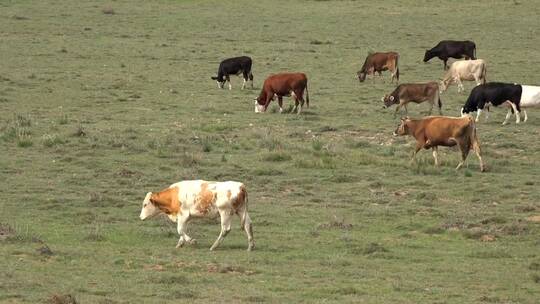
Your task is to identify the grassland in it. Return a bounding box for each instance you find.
[1,0,539,303]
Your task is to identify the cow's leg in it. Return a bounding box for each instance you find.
[472,136,485,172]
[410,142,423,164]
[456,78,464,93]
[523,110,528,122]
[503,107,512,125]
[443,59,448,70]
[278,96,283,113]
[241,78,247,90]
[210,210,233,251]
[432,146,439,166]
[475,108,483,122]
[508,101,520,124]
[428,101,434,115]
[225,75,232,90]
[237,206,254,251]
[484,105,490,122]
[455,140,471,170]
[175,213,192,248]
[249,72,254,89]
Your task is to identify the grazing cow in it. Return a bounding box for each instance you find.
[501,85,540,124]
[439,59,486,93]
[382,82,442,117]
[357,52,399,83]
[393,116,485,172]
[254,72,309,114]
[423,40,477,70]
[460,82,522,125]
[139,180,254,251]
[211,56,254,90]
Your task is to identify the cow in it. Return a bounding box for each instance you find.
[460,82,522,125]
[357,52,399,83]
[393,116,485,172]
[254,72,309,114]
[211,56,254,90]
[501,85,540,124]
[439,59,486,93]
[382,82,442,117]
[139,180,254,251]
[423,40,476,70]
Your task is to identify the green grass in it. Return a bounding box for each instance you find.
[1,0,540,303]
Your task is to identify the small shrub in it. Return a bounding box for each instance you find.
[361,242,389,255]
[311,140,323,151]
[58,114,69,125]
[262,151,292,162]
[102,7,115,15]
[17,135,33,147]
[85,223,105,242]
[42,134,65,147]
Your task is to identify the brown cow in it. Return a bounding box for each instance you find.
[357,52,399,83]
[382,82,442,117]
[254,73,309,114]
[393,116,485,172]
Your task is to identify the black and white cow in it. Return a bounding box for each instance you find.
[500,85,540,124]
[461,82,522,125]
[423,40,476,70]
[211,56,254,90]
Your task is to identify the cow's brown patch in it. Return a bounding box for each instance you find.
[196,182,216,214]
[232,185,246,210]
[150,186,181,215]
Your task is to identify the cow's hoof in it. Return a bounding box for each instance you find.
[187,239,197,245]
[176,242,185,249]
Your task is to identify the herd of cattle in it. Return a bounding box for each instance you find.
[139,40,540,251]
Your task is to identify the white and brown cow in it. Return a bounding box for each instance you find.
[439,59,487,93]
[382,82,442,117]
[393,116,485,172]
[139,180,254,251]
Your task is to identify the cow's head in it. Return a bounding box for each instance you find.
[211,76,225,89]
[139,192,160,220]
[439,80,448,93]
[254,98,266,113]
[423,50,433,62]
[357,71,367,82]
[393,117,410,136]
[382,95,397,108]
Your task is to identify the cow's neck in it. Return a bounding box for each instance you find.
[405,120,420,136]
[151,187,180,215]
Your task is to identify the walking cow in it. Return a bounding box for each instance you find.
[460,82,522,124]
[382,82,442,117]
[139,180,254,251]
[393,116,485,172]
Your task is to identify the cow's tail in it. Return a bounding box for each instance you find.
[305,83,310,108]
[395,54,400,82]
[437,91,442,109]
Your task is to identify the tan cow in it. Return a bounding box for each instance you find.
[140,180,254,251]
[439,59,487,93]
[357,52,400,83]
[382,82,442,117]
[393,116,485,172]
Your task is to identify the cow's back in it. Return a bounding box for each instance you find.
[265,73,307,94]
[520,85,540,107]
[423,116,472,142]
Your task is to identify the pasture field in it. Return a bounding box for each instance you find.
[1,0,540,303]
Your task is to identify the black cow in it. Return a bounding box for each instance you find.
[461,82,522,124]
[423,40,476,70]
[211,56,254,90]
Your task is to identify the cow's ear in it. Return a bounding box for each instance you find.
[389,96,394,101]
[211,76,218,80]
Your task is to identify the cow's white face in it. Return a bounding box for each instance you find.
[254,100,265,113]
[140,192,159,220]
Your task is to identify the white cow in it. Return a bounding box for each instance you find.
[502,85,540,124]
[439,59,487,93]
[140,180,254,251]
